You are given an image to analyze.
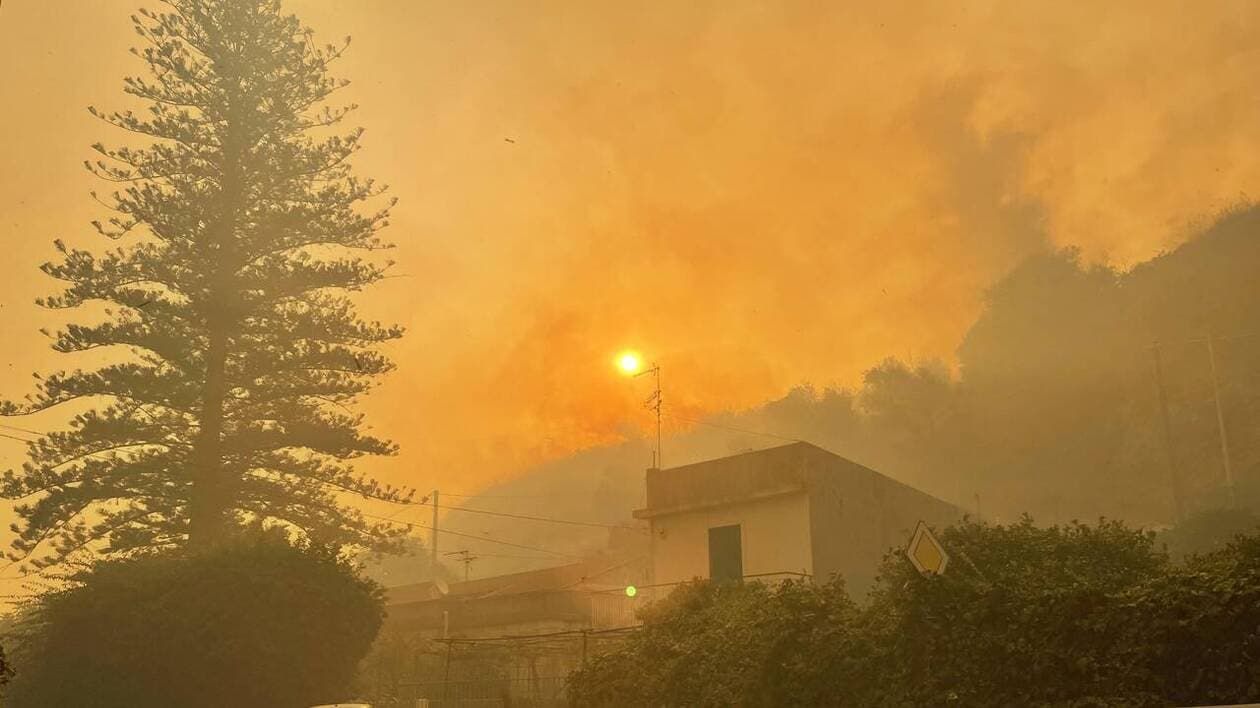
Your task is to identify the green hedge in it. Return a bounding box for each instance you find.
[570,517,1260,707]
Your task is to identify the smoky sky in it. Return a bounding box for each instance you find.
[1,0,1259,494]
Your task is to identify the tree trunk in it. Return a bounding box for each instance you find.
[188,324,231,545]
[188,100,246,546]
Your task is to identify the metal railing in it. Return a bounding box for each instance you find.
[396,572,814,707]
[407,675,568,707]
[587,570,812,627]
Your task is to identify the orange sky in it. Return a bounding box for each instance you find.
[2,0,1260,497]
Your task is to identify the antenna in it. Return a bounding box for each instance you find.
[636,363,662,469]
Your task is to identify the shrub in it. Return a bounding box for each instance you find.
[4,530,384,708]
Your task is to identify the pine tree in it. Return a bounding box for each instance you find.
[1,0,412,568]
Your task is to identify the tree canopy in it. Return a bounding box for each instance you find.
[2,530,383,708]
[1,0,411,568]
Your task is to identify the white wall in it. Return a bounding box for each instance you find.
[649,492,813,586]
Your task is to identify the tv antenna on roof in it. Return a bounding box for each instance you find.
[617,352,663,469]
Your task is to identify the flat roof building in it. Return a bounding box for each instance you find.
[633,441,962,594]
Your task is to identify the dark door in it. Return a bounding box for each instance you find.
[708,524,743,582]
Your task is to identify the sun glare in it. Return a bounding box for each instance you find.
[617,351,643,375]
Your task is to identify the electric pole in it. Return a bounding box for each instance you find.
[1150,342,1185,521]
[445,550,477,582]
[1206,333,1236,507]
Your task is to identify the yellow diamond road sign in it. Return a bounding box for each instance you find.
[906,521,949,576]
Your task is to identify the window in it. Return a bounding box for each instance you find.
[708,524,743,582]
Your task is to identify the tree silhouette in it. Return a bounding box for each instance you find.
[1,0,411,568]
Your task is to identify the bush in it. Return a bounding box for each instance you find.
[569,577,863,706]
[3,530,384,708]
[569,517,1210,707]
[1131,534,1260,706]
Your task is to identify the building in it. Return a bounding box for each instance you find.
[376,553,646,706]
[372,442,961,704]
[385,553,646,638]
[633,441,962,594]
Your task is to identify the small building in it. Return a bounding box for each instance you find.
[385,554,646,638]
[377,554,645,706]
[633,441,962,594]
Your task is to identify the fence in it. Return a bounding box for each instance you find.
[396,626,640,708]
[385,572,812,707]
[407,675,568,707]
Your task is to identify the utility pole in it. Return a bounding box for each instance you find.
[1150,342,1185,521]
[430,489,439,572]
[445,550,477,582]
[1206,333,1236,507]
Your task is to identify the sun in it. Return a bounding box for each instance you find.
[617,351,643,375]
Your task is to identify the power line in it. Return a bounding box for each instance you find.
[445,549,478,581]
[0,422,45,438]
[422,501,638,531]
[359,509,581,560]
[466,551,558,561]
[664,409,802,445]
[1,421,634,533]
[364,494,640,531]
[438,491,594,500]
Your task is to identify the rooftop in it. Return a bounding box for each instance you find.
[634,441,952,518]
[386,553,644,606]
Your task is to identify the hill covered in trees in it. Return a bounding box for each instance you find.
[450,205,1260,576]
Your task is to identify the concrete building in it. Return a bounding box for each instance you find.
[371,442,961,704]
[385,553,646,638]
[376,554,646,706]
[633,441,963,594]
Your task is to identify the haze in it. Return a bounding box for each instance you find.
[2,0,1258,494]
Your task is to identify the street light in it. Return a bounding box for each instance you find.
[617,350,662,469]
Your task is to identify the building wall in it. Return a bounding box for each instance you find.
[649,491,813,586]
[807,453,962,595]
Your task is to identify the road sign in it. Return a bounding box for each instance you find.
[906,521,949,576]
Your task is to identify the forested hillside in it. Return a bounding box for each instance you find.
[453,206,1260,574]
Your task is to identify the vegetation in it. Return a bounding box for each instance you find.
[1157,506,1260,559]
[779,207,1260,525]
[0,0,411,569]
[743,208,1260,526]
[2,530,382,708]
[457,205,1260,561]
[570,516,1260,707]
[0,646,13,689]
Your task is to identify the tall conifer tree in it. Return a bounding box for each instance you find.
[2,0,411,567]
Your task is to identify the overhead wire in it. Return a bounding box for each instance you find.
[0,422,45,438]
[0,431,32,445]
[2,423,636,534]
[403,499,639,530]
[663,408,802,444]
[358,508,581,560]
